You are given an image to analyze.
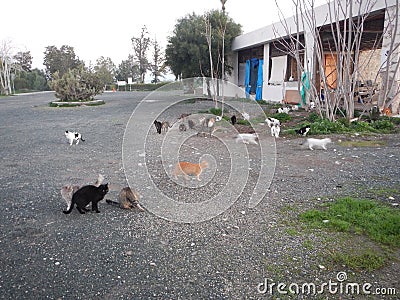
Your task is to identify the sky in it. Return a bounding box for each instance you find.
[1,0,313,70]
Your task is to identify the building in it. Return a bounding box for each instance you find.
[228,0,400,113]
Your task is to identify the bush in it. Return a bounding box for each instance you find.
[371,119,395,132]
[51,66,103,101]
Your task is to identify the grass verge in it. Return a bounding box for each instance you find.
[300,197,400,247]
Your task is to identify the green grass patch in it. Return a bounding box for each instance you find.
[300,197,400,247]
[236,119,251,126]
[330,249,388,271]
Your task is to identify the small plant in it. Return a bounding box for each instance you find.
[209,107,222,116]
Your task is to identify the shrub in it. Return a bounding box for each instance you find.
[51,66,103,101]
[371,119,395,132]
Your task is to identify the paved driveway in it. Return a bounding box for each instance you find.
[0,91,399,299]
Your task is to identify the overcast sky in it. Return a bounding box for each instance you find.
[1,0,322,69]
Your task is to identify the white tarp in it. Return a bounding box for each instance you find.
[269,56,287,85]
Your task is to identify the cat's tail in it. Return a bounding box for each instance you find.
[81,136,85,142]
[106,199,120,206]
[63,202,74,214]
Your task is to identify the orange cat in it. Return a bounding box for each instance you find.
[173,160,209,181]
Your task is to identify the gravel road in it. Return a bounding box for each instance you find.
[0,91,398,299]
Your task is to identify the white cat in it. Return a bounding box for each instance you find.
[304,138,332,150]
[235,133,258,144]
[65,130,85,145]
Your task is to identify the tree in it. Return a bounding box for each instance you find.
[13,51,32,72]
[165,10,241,80]
[14,68,48,91]
[43,45,83,79]
[131,26,151,83]
[51,66,103,101]
[116,55,140,82]
[94,56,116,87]
[0,39,14,95]
[149,38,167,83]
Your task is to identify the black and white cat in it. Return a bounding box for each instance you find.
[271,124,280,138]
[265,117,281,137]
[63,183,109,214]
[65,131,85,145]
[265,117,280,127]
[295,125,311,136]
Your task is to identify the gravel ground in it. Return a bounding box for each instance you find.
[0,91,399,299]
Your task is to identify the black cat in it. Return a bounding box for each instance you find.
[154,120,162,134]
[295,125,311,136]
[231,115,237,125]
[63,183,109,214]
